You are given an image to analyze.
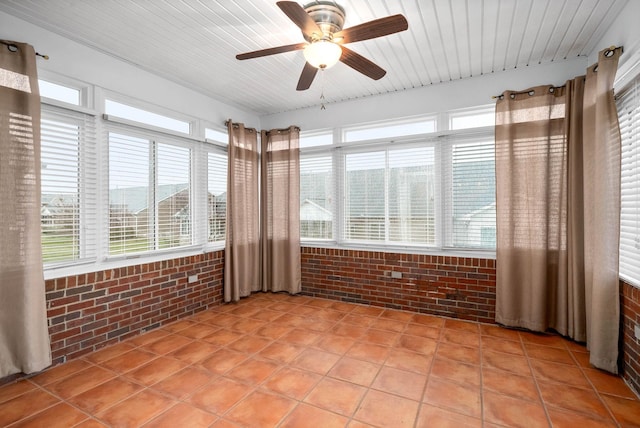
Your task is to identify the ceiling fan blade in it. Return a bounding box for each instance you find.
[296,62,318,91]
[340,46,386,80]
[277,1,322,39]
[334,14,408,44]
[236,42,307,60]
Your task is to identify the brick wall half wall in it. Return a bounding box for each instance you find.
[301,247,497,323]
[621,280,640,396]
[45,250,224,365]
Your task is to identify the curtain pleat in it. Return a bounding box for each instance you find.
[260,128,301,295]
[0,41,52,377]
[495,47,622,373]
[224,123,260,302]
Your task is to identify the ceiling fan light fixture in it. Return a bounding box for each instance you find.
[303,41,342,69]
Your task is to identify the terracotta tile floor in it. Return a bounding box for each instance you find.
[2,293,640,427]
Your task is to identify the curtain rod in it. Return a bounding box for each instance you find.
[491,45,623,100]
[1,40,49,60]
[224,120,300,133]
[225,120,257,133]
[263,126,301,134]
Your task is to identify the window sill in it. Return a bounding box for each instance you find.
[301,241,496,259]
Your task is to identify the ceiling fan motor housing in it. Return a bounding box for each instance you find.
[303,1,346,41]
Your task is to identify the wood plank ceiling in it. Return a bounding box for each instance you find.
[0,0,628,115]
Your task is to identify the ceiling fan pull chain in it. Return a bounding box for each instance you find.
[320,69,327,110]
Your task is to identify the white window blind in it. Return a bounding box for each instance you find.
[448,136,496,248]
[208,152,227,242]
[108,133,192,255]
[343,147,436,244]
[388,147,435,244]
[108,133,151,255]
[157,143,191,249]
[300,155,333,239]
[41,106,97,264]
[344,151,386,241]
[618,74,640,286]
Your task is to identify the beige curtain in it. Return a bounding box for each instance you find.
[224,122,261,302]
[495,47,622,373]
[582,50,622,372]
[0,41,51,377]
[260,128,301,294]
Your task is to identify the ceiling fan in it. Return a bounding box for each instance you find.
[236,1,409,91]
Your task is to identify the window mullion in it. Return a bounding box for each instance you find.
[335,148,344,245]
[150,140,158,251]
[384,149,390,243]
[434,140,447,248]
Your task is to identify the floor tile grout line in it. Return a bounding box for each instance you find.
[524,338,624,425]
[2,383,71,427]
[519,331,557,428]
[478,325,486,427]
[413,322,444,428]
[573,350,624,427]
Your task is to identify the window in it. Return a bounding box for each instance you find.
[37,81,229,274]
[108,132,191,255]
[39,80,80,105]
[105,99,191,134]
[208,152,227,242]
[300,155,333,239]
[449,137,496,248]
[300,130,333,148]
[301,108,496,250]
[344,117,436,143]
[449,105,495,130]
[618,73,640,286]
[343,147,435,244]
[205,127,228,144]
[338,134,494,248]
[41,106,96,264]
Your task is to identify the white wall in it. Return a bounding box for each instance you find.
[0,10,260,129]
[589,0,640,89]
[261,57,588,131]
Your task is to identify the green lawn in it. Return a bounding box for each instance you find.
[42,233,156,261]
[42,233,76,262]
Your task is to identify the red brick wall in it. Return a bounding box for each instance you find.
[621,279,640,395]
[44,250,224,365]
[300,247,497,323]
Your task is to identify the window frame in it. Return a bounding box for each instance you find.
[40,103,98,268]
[300,114,496,258]
[41,82,229,279]
[105,123,200,259]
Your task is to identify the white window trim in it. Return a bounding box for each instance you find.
[38,69,93,108]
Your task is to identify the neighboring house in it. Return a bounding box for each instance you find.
[108,184,226,246]
[300,199,332,239]
[208,191,226,241]
[41,194,78,230]
[453,202,496,248]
